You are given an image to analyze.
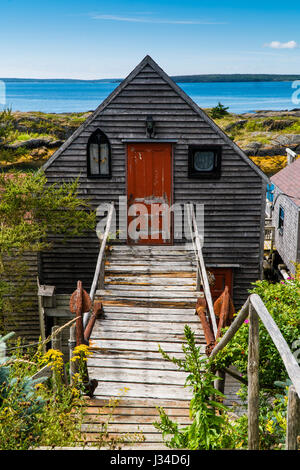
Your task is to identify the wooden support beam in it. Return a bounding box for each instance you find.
[68,324,77,384]
[51,325,62,352]
[248,303,260,450]
[286,385,300,450]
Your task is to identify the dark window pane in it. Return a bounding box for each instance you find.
[99,143,109,175]
[194,151,215,171]
[90,143,100,174]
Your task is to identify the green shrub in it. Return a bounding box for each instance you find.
[154,325,236,449]
[212,279,300,389]
[0,108,15,144]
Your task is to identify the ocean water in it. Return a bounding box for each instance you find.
[1,79,298,114]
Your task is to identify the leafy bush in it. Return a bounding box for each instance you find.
[229,380,290,450]
[212,279,300,389]
[0,171,96,331]
[0,108,15,144]
[154,325,236,449]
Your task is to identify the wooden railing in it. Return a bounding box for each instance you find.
[210,294,300,450]
[187,203,218,338]
[89,202,115,302]
[81,202,115,329]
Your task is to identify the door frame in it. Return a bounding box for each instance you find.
[125,142,174,246]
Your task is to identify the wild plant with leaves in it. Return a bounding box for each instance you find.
[154,325,235,450]
[0,170,96,332]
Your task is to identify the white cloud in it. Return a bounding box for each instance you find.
[265,40,298,49]
[92,14,225,25]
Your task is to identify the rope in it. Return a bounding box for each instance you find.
[4,317,76,352]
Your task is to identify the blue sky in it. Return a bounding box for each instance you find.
[1,0,300,78]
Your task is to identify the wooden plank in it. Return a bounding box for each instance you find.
[105,284,196,292]
[101,305,195,315]
[104,266,195,273]
[90,331,202,343]
[285,385,300,450]
[86,397,190,408]
[85,406,190,417]
[88,350,186,361]
[87,367,189,386]
[106,260,195,266]
[92,321,202,335]
[87,357,185,371]
[89,338,203,354]
[100,299,197,308]
[83,414,191,424]
[92,382,192,400]
[97,289,199,299]
[105,275,196,285]
[98,312,199,323]
[83,432,164,443]
[248,303,260,450]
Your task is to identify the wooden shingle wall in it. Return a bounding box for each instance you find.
[2,252,40,342]
[42,63,265,308]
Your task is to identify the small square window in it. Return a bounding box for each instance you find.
[188,145,221,178]
[278,206,284,235]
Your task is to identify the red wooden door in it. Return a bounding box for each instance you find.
[127,143,173,245]
[208,268,233,303]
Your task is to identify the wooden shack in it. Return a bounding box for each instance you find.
[269,154,300,275]
[41,55,268,309]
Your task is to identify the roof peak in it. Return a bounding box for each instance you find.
[42,56,269,182]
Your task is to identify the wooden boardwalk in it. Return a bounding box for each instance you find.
[85,245,240,449]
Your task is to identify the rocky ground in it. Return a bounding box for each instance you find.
[1,109,299,173]
[215,109,300,156]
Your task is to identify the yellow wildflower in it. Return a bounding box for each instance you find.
[266,420,274,434]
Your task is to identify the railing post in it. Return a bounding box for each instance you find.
[68,324,77,384]
[51,325,62,352]
[248,302,260,450]
[285,385,300,450]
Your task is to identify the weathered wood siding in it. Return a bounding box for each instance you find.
[2,252,40,341]
[42,63,265,308]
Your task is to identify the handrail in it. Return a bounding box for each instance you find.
[89,202,114,302]
[187,204,218,337]
[81,202,114,341]
[210,292,300,450]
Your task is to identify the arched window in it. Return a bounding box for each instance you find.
[87,129,111,178]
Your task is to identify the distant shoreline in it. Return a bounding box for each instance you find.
[1,74,300,83]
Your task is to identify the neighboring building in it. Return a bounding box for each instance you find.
[270,155,300,274]
[40,55,268,309]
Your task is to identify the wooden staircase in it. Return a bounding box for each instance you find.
[84,244,205,448]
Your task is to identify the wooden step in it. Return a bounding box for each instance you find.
[92,382,192,400]
[105,275,196,286]
[99,310,200,323]
[97,289,200,299]
[92,320,203,336]
[104,284,197,292]
[105,265,195,273]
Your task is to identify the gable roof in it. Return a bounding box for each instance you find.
[42,55,269,182]
[271,157,300,207]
